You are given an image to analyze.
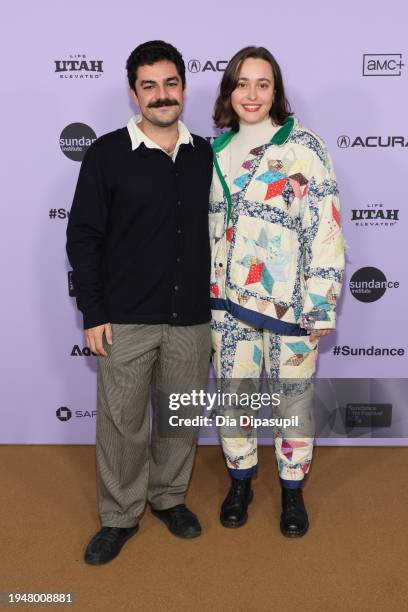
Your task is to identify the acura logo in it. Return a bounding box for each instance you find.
[188,59,201,73]
[337,135,350,148]
[337,135,408,148]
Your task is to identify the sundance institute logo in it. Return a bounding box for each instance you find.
[59,123,97,161]
[349,267,399,303]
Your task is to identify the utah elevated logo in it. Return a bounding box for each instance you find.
[54,54,103,79]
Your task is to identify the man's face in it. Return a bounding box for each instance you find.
[131,60,184,128]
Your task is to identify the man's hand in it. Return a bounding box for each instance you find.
[85,323,113,357]
[307,329,332,342]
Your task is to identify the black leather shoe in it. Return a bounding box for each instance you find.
[151,504,201,539]
[84,525,139,565]
[280,487,309,537]
[220,477,253,528]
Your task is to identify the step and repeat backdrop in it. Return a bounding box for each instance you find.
[1,0,407,443]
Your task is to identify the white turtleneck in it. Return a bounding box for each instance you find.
[229,117,280,187]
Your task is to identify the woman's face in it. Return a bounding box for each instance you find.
[231,58,275,125]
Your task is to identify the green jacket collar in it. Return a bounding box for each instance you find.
[212,116,295,153]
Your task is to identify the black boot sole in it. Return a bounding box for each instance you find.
[84,525,139,566]
[151,509,201,539]
[220,490,254,529]
[279,519,309,538]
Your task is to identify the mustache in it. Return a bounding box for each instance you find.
[147,98,180,108]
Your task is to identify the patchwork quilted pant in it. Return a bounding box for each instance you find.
[211,310,318,488]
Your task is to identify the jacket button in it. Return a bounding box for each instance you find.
[174,285,179,291]
[172,312,178,318]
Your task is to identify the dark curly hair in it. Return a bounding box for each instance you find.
[126,40,186,92]
[213,46,292,131]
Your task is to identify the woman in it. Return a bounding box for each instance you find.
[210,47,345,536]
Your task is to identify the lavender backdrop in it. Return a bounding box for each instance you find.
[1,0,407,444]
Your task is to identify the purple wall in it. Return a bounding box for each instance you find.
[1,0,407,443]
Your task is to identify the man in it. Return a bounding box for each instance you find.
[66,40,213,565]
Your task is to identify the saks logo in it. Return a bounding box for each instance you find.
[338,135,408,148]
[56,407,72,421]
[56,406,97,421]
[188,59,228,73]
[351,204,399,227]
[54,54,103,79]
[349,267,399,303]
[71,345,96,357]
[363,54,404,76]
[59,123,97,161]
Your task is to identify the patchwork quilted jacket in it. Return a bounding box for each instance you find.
[209,116,345,335]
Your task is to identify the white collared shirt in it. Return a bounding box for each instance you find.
[127,114,194,161]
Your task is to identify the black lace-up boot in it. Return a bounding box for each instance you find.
[220,477,253,528]
[151,504,201,538]
[84,525,139,565]
[280,486,309,537]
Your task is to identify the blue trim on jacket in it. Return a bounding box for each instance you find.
[210,298,308,336]
[210,298,228,311]
[229,465,258,479]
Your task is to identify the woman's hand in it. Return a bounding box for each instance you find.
[307,329,332,341]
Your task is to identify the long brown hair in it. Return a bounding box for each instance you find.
[213,46,292,131]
